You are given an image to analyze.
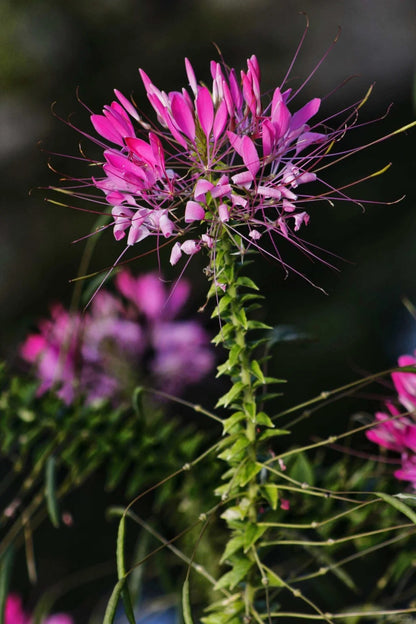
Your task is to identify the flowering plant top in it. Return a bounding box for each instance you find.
[70,53,371,276]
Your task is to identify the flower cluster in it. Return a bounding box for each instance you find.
[366,353,416,487]
[21,271,214,404]
[4,594,72,624]
[63,52,371,274]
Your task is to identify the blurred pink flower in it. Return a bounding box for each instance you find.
[366,353,416,488]
[21,271,214,404]
[4,594,73,624]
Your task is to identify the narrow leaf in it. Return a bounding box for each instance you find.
[45,456,59,528]
[376,492,416,524]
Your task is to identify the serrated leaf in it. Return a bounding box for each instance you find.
[218,437,249,462]
[237,461,262,487]
[216,382,244,408]
[211,294,231,318]
[220,535,245,563]
[222,412,245,435]
[214,558,253,591]
[244,523,267,552]
[228,343,242,368]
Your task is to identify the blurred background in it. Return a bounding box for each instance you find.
[1,0,416,401]
[1,0,416,619]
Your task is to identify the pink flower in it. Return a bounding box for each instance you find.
[366,352,416,488]
[54,44,380,278]
[21,271,213,404]
[4,594,73,624]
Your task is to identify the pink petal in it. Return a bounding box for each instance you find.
[290,98,321,130]
[114,89,141,121]
[185,200,205,222]
[90,115,124,146]
[170,242,182,265]
[271,89,291,138]
[231,171,253,188]
[261,119,275,157]
[241,135,260,178]
[196,87,214,138]
[171,93,196,142]
[194,179,214,201]
[218,203,229,222]
[213,100,228,141]
[184,57,198,96]
[125,137,156,166]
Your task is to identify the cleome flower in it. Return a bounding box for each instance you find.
[366,353,416,488]
[21,271,214,405]
[54,44,391,280]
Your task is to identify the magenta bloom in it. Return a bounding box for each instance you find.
[366,352,416,488]
[21,271,214,404]
[58,50,376,276]
[4,594,73,624]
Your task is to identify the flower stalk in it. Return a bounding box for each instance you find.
[205,230,285,623]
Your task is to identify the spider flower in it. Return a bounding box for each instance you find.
[366,352,416,488]
[58,48,384,276]
[21,271,214,404]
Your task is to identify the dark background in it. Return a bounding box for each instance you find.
[1,0,416,405]
[1,1,416,618]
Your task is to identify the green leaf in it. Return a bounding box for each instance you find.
[262,484,279,510]
[216,382,244,408]
[218,437,250,462]
[255,412,274,428]
[259,428,290,442]
[222,412,245,435]
[244,523,267,552]
[220,535,245,563]
[214,557,253,591]
[182,576,194,624]
[264,566,285,587]
[237,461,262,487]
[45,456,59,528]
[250,360,265,383]
[291,453,315,487]
[235,276,259,291]
[247,320,272,331]
[376,492,416,524]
